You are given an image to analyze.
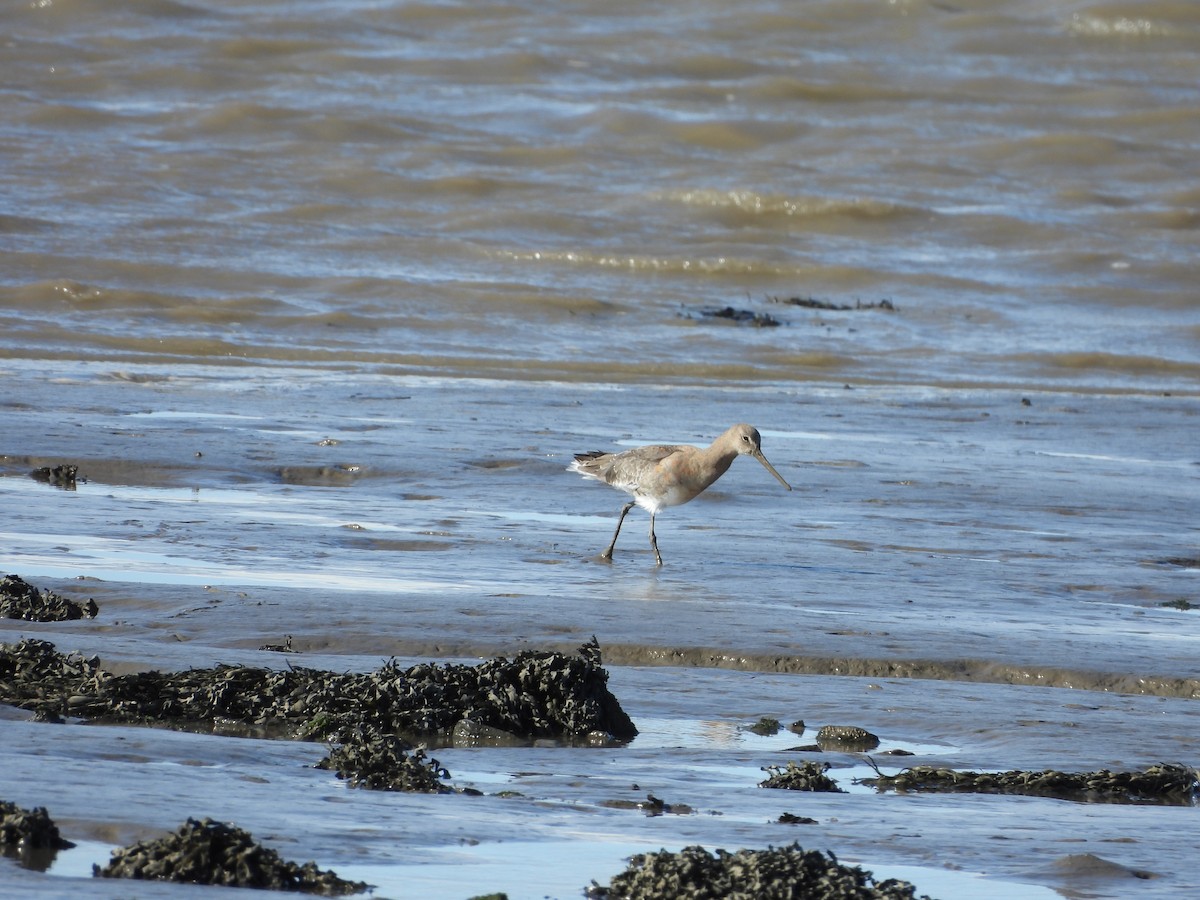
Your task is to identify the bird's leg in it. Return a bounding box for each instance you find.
[602,500,636,560]
[648,511,662,566]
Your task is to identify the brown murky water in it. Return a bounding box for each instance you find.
[2,0,1199,897]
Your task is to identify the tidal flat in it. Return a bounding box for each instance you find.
[2,364,1197,898]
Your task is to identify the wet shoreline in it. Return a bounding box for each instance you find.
[4,648,1196,899]
[2,363,1198,898]
[4,567,1199,897]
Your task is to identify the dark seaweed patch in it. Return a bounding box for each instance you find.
[816,725,880,752]
[29,464,79,489]
[859,763,1198,804]
[759,761,845,793]
[695,306,781,327]
[1,798,75,870]
[587,843,931,899]
[745,716,782,736]
[93,817,368,895]
[0,636,636,743]
[771,296,896,311]
[0,574,98,622]
[316,727,453,793]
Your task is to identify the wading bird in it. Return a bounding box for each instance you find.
[569,423,791,565]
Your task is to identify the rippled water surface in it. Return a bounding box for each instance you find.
[2,0,1199,897]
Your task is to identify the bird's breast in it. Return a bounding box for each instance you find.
[634,471,702,512]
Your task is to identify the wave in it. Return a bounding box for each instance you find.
[1015,351,1200,380]
[1,280,293,321]
[663,188,926,223]
[1066,3,1200,39]
[494,247,808,277]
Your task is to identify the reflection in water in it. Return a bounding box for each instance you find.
[3,843,62,874]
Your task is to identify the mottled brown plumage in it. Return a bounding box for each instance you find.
[569,423,791,565]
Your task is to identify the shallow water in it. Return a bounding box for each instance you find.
[3,0,1199,897]
[3,0,1200,390]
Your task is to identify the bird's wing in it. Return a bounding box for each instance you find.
[624,444,682,464]
[604,444,683,492]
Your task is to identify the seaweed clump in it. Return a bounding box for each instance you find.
[93,817,368,895]
[860,763,1198,804]
[1,799,76,870]
[0,636,636,743]
[697,306,780,327]
[759,761,845,793]
[587,843,931,900]
[0,574,98,622]
[816,725,879,752]
[30,464,79,488]
[771,297,896,312]
[316,727,453,793]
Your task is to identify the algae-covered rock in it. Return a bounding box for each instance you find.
[316,727,453,793]
[93,817,368,895]
[0,799,75,851]
[759,761,845,793]
[0,636,636,743]
[452,717,525,747]
[816,725,879,751]
[0,574,98,622]
[860,763,1198,803]
[588,843,932,899]
[29,464,78,488]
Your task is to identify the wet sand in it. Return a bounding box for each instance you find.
[2,362,1197,898]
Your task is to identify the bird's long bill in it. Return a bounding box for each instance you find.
[754,451,792,491]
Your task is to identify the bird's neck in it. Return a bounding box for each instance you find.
[698,445,737,488]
